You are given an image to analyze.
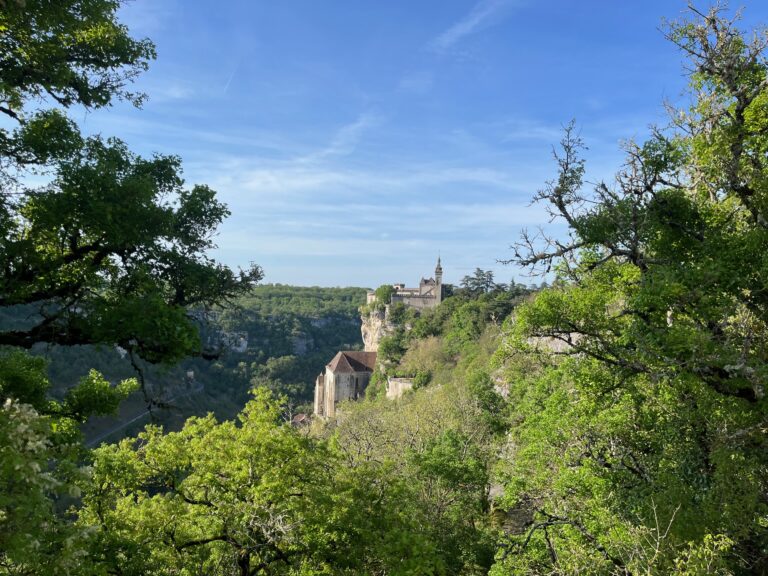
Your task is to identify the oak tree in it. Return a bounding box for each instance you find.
[496,6,768,573]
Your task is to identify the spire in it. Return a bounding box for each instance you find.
[435,256,443,281]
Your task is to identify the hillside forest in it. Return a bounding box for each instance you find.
[1,2,767,575]
[35,284,368,444]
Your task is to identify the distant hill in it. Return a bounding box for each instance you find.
[15,285,368,444]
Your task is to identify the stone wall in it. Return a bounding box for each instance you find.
[391,294,438,311]
[386,377,414,399]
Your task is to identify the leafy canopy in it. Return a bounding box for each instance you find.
[0,0,262,367]
[495,6,768,573]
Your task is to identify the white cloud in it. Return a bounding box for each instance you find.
[148,79,196,102]
[429,0,518,54]
[298,113,381,163]
[204,163,534,205]
[118,0,177,36]
[499,120,564,142]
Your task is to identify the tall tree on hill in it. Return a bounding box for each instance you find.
[461,268,503,296]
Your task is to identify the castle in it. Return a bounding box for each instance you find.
[313,258,444,418]
[366,257,444,310]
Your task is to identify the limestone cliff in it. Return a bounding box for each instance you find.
[361,308,389,352]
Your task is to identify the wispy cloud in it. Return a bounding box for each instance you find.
[297,113,381,163]
[118,0,177,36]
[204,163,534,202]
[498,119,564,142]
[144,79,196,103]
[429,0,518,54]
[398,70,434,95]
[222,62,240,97]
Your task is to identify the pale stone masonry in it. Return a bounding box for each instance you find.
[366,257,444,311]
[313,351,377,418]
[386,377,414,399]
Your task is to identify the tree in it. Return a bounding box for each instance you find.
[0,0,262,370]
[79,389,441,575]
[374,283,396,305]
[2,139,261,363]
[0,2,261,572]
[496,6,768,573]
[331,355,504,574]
[0,351,137,574]
[0,0,154,169]
[460,268,504,296]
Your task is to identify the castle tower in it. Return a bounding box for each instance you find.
[435,256,443,304]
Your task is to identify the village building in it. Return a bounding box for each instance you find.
[313,350,377,418]
[315,259,445,418]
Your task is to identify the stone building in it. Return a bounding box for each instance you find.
[313,350,377,418]
[316,259,445,418]
[366,257,444,311]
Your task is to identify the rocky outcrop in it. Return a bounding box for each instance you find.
[292,334,313,355]
[361,308,389,352]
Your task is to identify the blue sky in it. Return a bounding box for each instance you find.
[79,1,768,287]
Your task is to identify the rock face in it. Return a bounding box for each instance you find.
[361,308,389,352]
[292,335,312,355]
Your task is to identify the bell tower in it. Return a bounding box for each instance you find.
[435,256,443,304]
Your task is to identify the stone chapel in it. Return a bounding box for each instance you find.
[313,350,377,418]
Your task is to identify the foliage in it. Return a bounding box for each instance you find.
[209,285,367,409]
[493,6,768,574]
[460,269,505,296]
[79,389,442,575]
[1,135,262,363]
[321,285,515,574]
[0,1,260,572]
[412,368,432,389]
[374,284,396,305]
[0,0,155,170]
[0,0,261,370]
[0,398,90,575]
[328,324,506,575]
[5,2,768,575]
[0,351,135,574]
[225,284,367,319]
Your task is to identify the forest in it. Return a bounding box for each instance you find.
[1,1,767,575]
[0,283,366,446]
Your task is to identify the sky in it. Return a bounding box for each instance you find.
[77,1,768,288]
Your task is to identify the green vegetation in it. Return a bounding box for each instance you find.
[374,273,530,370]
[0,1,257,571]
[1,3,767,575]
[204,284,368,411]
[360,283,395,314]
[30,284,367,441]
[78,388,439,575]
[489,7,768,573]
[374,283,396,305]
[71,279,515,575]
[0,0,260,367]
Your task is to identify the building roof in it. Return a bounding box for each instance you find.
[327,350,377,373]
